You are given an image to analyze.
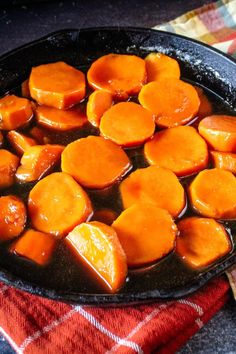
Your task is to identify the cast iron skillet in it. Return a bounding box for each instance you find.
[0,27,236,305]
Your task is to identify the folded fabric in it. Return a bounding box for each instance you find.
[0,1,236,353]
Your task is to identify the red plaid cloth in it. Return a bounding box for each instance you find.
[0,1,236,353]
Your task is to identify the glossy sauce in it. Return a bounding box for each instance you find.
[0,80,235,295]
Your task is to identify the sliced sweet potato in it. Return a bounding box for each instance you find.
[10,229,57,266]
[29,126,51,144]
[0,149,19,189]
[91,208,118,226]
[16,144,64,183]
[7,130,37,155]
[176,217,232,268]
[194,86,213,119]
[112,203,177,267]
[61,136,131,189]
[189,168,236,219]
[198,115,236,152]
[36,105,88,131]
[100,102,155,147]
[29,61,86,109]
[87,90,113,127]
[0,95,33,130]
[145,52,180,82]
[87,54,146,100]
[0,195,26,241]
[211,151,236,174]
[138,79,200,128]
[144,126,208,177]
[66,221,127,292]
[28,172,93,237]
[21,79,31,98]
[120,166,185,218]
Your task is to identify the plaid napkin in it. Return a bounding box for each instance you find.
[0,1,236,353]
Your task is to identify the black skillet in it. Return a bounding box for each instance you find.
[0,27,236,305]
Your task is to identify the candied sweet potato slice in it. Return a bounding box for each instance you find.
[211,151,236,174]
[7,130,37,155]
[176,217,232,268]
[21,79,31,99]
[189,168,236,219]
[120,166,185,218]
[144,126,208,177]
[36,105,88,131]
[112,203,177,267]
[11,229,56,266]
[16,144,64,183]
[0,95,33,130]
[87,90,113,127]
[29,61,86,109]
[100,102,155,147]
[28,172,93,237]
[0,195,26,241]
[91,208,118,226]
[199,115,236,152]
[194,86,213,119]
[87,54,146,100]
[61,136,131,189]
[66,221,127,292]
[145,52,180,82]
[0,149,19,189]
[138,79,200,128]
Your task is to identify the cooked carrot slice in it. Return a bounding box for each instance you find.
[36,105,88,131]
[7,130,37,155]
[176,217,232,268]
[138,79,200,128]
[29,61,86,109]
[194,86,212,119]
[100,102,155,147]
[16,144,64,183]
[0,195,26,241]
[189,168,236,219]
[28,172,93,237]
[199,115,236,152]
[145,53,180,82]
[66,221,127,292]
[87,54,146,100]
[112,203,177,267]
[21,79,31,98]
[0,149,19,189]
[87,90,113,127]
[29,126,51,144]
[211,151,236,174]
[92,209,118,225]
[61,136,131,189]
[0,95,33,130]
[120,166,185,218]
[10,229,56,266]
[144,126,208,177]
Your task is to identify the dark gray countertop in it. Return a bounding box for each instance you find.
[0,1,235,353]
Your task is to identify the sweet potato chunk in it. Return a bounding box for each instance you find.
[189,168,236,219]
[211,151,236,174]
[7,130,37,155]
[87,90,113,127]
[112,203,177,267]
[0,195,26,241]
[144,126,208,177]
[66,221,127,292]
[61,136,131,189]
[0,95,33,130]
[120,166,185,218]
[199,115,236,152]
[145,52,180,82]
[11,229,56,266]
[28,172,93,237]
[176,217,232,268]
[100,102,155,147]
[87,54,146,99]
[16,144,64,183]
[29,61,86,109]
[0,149,19,189]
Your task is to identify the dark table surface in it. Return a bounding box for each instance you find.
[0,0,236,353]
